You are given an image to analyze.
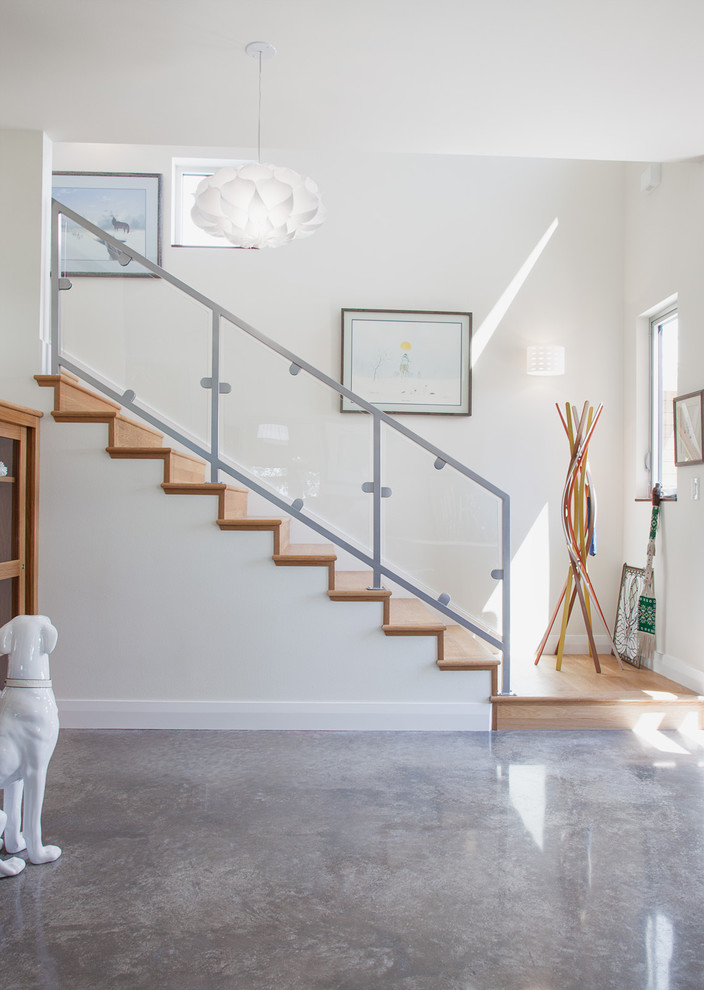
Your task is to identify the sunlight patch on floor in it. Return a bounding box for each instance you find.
[633,713,691,754]
[677,711,704,747]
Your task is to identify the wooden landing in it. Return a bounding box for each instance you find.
[493,653,704,730]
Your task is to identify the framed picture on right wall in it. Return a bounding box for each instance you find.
[673,389,704,466]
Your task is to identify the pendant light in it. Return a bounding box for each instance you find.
[191,41,326,249]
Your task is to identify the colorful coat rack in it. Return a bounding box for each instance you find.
[535,401,623,673]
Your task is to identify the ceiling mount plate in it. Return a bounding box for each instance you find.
[246,41,277,60]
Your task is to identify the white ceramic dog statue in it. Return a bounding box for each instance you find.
[0,614,61,878]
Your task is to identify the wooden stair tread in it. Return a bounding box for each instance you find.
[329,571,391,600]
[274,543,337,562]
[105,445,205,484]
[439,657,500,671]
[218,516,285,528]
[491,694,704,705]
[164,482,250,521]
[442,624,500,660]
[217,516,290,555]
[52,409,159,429]
[105,445,202,462]
[35,374,121,413]
[383,598,445,635]
[162,482,249,496]
[491,694,704,730]
[273,543,337,591]
[53,410,164,448]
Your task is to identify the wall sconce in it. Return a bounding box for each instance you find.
[526,344,565,376]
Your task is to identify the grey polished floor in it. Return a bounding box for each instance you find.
[2,728,704,990]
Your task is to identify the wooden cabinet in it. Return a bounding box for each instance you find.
[0,400,42,686]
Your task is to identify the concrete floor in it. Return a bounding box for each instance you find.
[2,728,704,990]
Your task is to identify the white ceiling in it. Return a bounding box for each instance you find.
[2,0,703,162]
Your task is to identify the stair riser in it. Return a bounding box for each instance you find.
[112,419,163,449]
[328,594,391,625]
[46,376,119,414]
[495,702,704,731]
[221,490,248,518]
[108,449,206,485]
[274,559,335,591]
[219,518,290,555]
[164,455,206,485]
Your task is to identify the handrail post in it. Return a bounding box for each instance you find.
[501,494,512,694]
[372,413,383,589]
[209,308,221,483]
[50,202,61,376]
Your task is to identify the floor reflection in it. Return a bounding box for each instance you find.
[508,763,546,850]
[646,912,674,990]
[0,869,59,985]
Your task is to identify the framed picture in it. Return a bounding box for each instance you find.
[341,309,472,415]
[52,172,162,276]
[612,563,646,667]
[673,389,704,466]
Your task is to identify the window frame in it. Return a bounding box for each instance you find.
[649,305,679,496]
[171,159,252,248]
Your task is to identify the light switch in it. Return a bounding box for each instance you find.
[692,477,700,501]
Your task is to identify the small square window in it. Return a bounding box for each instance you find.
[172,160,251,247]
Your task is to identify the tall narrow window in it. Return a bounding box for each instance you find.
[651,307,678,494]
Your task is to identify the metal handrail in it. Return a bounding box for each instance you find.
[51,199,512,691]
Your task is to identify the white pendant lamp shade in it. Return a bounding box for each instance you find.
[190,41,326,250]
[191,162,326,249]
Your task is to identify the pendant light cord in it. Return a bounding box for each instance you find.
[257,53,262,163]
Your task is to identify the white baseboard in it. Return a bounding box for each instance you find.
[56,699,492,731]
[651,652,704,696]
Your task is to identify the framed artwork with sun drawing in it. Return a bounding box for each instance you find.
[340,309,472,415]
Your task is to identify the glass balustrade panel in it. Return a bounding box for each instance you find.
[57,213,211,446]
[220,322,373,555]
[380,423,503,634]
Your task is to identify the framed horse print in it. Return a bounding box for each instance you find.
[52,172,162,276]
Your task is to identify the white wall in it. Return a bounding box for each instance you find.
[623,160,704,693]
[0,129,51,405]
[4,136,629,727]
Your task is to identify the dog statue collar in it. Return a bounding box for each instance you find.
[4,678,53,689]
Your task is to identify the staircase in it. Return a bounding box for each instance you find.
[36,371,501,709]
